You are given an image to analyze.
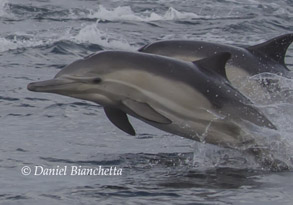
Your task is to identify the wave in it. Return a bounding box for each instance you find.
[70,23,136,50]
[3,1,292,23]
[87,6,208,22]
[85,4,292,22]
[0,35,47,53]
[0,0,8,17]
[3,4,206,22]
[2,4,206,22]
[0,22,136,53]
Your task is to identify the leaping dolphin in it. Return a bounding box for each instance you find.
[27,51,276,152]
[139,34,293,100]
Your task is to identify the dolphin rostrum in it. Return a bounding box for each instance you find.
[139,34,293,101]
[27,51,276,153]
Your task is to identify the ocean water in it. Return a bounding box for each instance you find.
[0,0,293,204]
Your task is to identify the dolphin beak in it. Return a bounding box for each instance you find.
[27,78,74,93]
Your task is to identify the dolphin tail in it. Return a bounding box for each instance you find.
[247,33,293,69]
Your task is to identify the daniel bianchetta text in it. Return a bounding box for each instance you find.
[21,165,123,176]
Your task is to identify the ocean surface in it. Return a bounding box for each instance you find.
[0,0,293,204]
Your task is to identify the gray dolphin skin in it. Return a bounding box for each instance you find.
[27,51,276,151]
[139,34,293,98]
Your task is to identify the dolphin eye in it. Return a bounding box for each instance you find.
[92,77,102,84]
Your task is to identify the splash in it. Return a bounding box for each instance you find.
[243,73,293,105]
[70,22,136,50]
[191,71,293,171]
[163,7,202,21]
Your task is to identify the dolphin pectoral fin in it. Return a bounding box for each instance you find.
[104,107,136,136]
[193,52,231,81]
[247,33,293,68]
[122,99,171,124]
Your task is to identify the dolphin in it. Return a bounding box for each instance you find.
[27,51,276,152]
[139,34,293,100]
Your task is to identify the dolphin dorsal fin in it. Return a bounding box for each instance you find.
[193,52,231,81]
[104,107,136,136]
[247,33,293,67]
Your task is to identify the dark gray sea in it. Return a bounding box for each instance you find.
[0,0,293,204]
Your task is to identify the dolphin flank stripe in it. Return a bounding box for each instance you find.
[27,51,277,165]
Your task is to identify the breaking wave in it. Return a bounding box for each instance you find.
[87,6,203,22]
[71,23,135,50]
[0,35,48,53]
[0,22,135,53]
[0,0,8,17]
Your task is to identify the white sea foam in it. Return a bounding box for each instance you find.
[68,22,136,50]
[0,0,8,17]
[0,36,46,53]
[246,73,293,169]
[0,21,136,53]
[88,5,202,22]
[190,70,293,170]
